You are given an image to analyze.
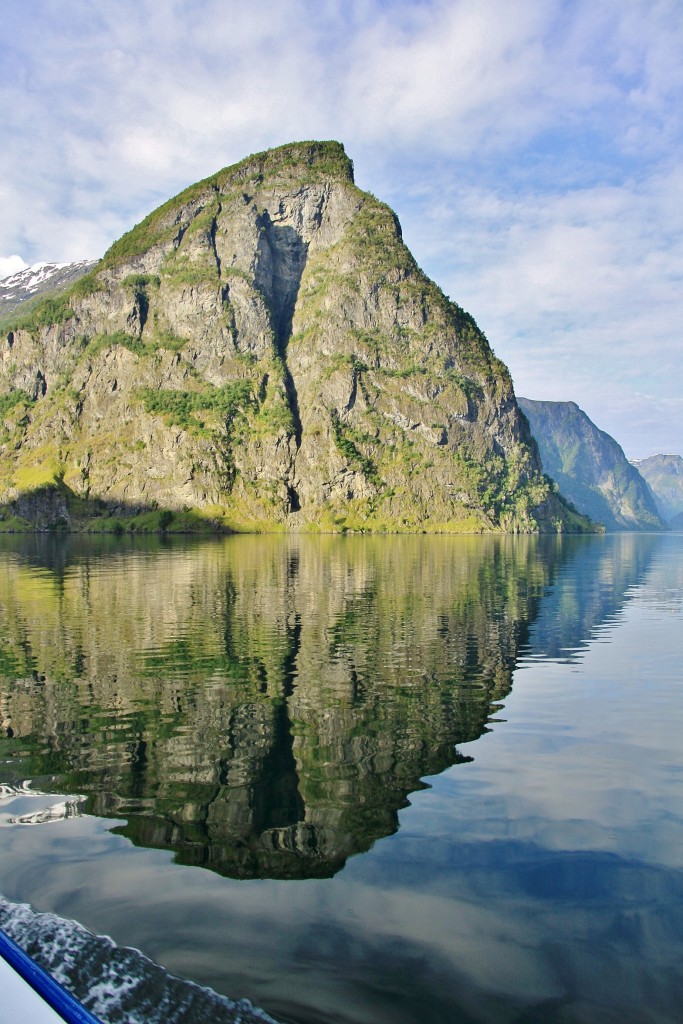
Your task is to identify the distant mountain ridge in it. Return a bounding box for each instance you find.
[631,454,683,525]
[518,398,665,531]
[0,260,96,319]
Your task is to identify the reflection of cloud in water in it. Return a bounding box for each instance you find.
[630,533,683,614]
[522,533,662,663]
[0,533,665,880]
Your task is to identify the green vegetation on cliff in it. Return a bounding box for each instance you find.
[0,141,595,534]
[103,140,354,268]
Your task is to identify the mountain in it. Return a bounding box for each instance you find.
[0,140,591,534]
[0,260,96,318]
[518,398,665,531]
[631,454,683,524]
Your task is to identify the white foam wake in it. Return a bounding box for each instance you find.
[0,896,280,1024]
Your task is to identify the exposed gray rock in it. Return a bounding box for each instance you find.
[0,142,591,533]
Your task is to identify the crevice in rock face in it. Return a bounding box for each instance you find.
[344,369,358,413]
[137,290,149,333]
[286,483,301,512]
[283,364,303,449]
[127,286,149,335]
[254,214,308,354]
[33,369,47,399]
[210,198,223,279]
[254,212,308,449]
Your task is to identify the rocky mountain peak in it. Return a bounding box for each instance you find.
[0,141,592,534]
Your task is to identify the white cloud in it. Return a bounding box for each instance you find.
[0,255,28,280]
[393,155,683,458]
[0,0,681,454]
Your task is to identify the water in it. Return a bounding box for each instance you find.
[0,532,681,1023]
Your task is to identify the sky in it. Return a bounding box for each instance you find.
[1,0,681,459]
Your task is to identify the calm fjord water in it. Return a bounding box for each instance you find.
[0,533,681,1024]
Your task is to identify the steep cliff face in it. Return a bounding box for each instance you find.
[631,454,683,524]
[0,141,587,533]
[519,398,665,531]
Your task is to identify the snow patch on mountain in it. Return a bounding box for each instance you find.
[0,259,97,317]
[0,255,28,280]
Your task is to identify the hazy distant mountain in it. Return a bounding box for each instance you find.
[0,260,96,319]
[518,398,665,531]
[631,454,683,524]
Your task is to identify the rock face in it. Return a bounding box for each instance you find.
[631,454,683,525]
[0,141,588,533]
[518,398,665,531]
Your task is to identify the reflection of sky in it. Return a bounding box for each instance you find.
[455,584,683,872]
[523,533,665,664]
[1,540,682,1023]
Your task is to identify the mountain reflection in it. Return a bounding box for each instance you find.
[0,534,658,879]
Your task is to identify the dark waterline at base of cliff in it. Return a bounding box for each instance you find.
[1,533,682,1023]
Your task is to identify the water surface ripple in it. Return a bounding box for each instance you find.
[0,532,681,1024]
